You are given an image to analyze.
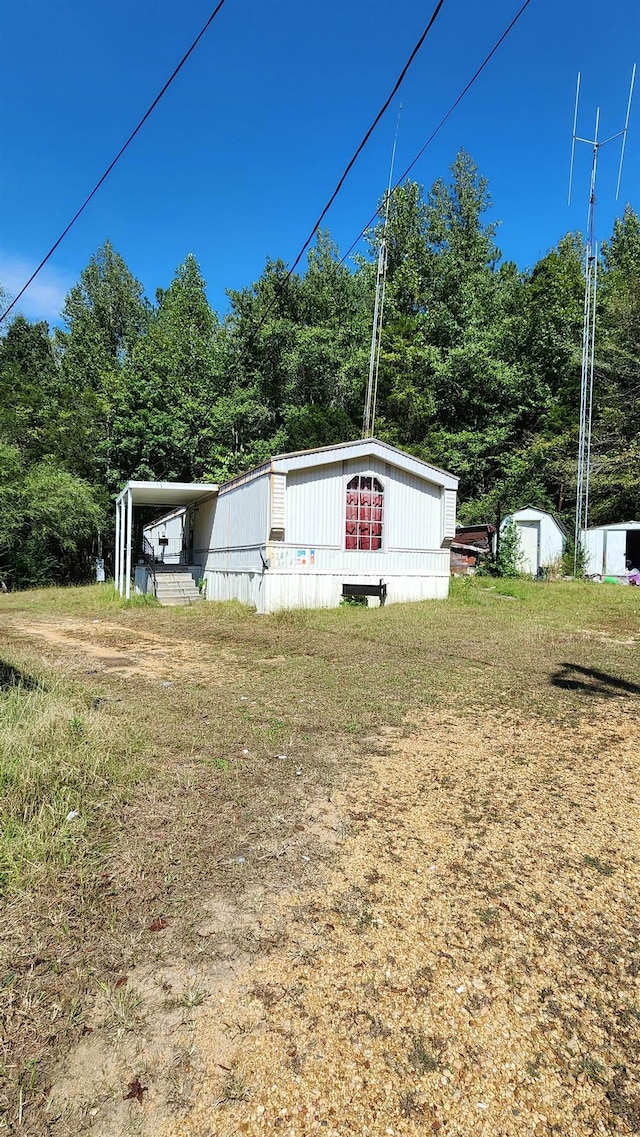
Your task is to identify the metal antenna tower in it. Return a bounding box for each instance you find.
[363,108,401,439]
[569,66,636,572]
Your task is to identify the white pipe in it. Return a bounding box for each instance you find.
[116,500,121,594]
[114,499,121,591]
[125,489,132,600]
[119,499,126,594]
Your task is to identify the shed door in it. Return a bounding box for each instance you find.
[517,521,539,575]
[604,530,626,576]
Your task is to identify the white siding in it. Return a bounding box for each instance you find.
[204,569,264,608]
[385,464,441,550]
[143,509,185,564]
[192,497,217,567]
[265,544,449,574]
[604,529,627,576]
[283,456,444,558]
[285,462,343,546]
[134,565,154,595]
[273,437,458,490]
[203,473,270,574]
[582,523,640,578]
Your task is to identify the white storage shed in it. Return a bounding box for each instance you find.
[190,438,458,612]
[582,521,640,580]
[501,507,566,576]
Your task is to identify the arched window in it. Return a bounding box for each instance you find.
[345,475,384,551]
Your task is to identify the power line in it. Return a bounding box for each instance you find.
[340,0,533,267]
[0,1,229,324]
[253,0,446,334]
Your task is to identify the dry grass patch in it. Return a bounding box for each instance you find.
[0,653,149,1131]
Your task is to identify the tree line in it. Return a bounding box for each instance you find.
[1,150,638,587]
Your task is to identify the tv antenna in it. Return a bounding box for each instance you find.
[569,65,636,572]
[363,107,401,439]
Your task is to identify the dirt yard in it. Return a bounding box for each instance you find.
[1,582,639,1136]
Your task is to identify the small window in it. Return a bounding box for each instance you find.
[345,475,384,551]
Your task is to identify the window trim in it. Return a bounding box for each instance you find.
[344,472,385,553]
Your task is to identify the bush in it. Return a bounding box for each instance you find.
[479,519,523,578]
[561,538,587,578]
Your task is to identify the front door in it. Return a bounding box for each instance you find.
[517,521,539,575]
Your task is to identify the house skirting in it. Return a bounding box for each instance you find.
[203,568,449,613]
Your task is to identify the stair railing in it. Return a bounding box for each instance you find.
[141,536,158,597]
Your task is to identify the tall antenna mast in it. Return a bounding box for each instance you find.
[569,65,636,573]
[363,107,401,439]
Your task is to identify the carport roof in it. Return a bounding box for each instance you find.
[115,480,218,507]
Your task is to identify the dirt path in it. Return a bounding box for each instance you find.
[45,702,639,1136]
[3,616,243,684]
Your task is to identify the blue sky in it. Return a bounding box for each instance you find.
[1,0,638,325]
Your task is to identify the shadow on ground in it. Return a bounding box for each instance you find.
[551,662,640,698]
[0,659,43,691]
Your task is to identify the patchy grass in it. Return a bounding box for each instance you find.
[0,582,158,616]
[0,578,638,1133]
[0,661,146,896]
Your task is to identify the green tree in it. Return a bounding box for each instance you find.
[0,442,104,588]
[0,315,62,464]
[422,149,501,348]
[108,255,225,483]
[55,241,151,481]
[221,241,367,463]
[364,156,553,520]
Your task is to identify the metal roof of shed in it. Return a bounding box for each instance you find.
[505,506,569,536]
[584,520,640,531]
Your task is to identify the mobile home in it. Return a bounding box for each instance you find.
[122,439,458,611]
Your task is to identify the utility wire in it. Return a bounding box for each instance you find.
[341,0,532,265]
[0,0,229,324]
[253,0,446,334]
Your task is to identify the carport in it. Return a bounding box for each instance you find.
[114,481,218,598]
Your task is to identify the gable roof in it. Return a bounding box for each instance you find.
[505,506,568,536]
[220,438,458,495]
